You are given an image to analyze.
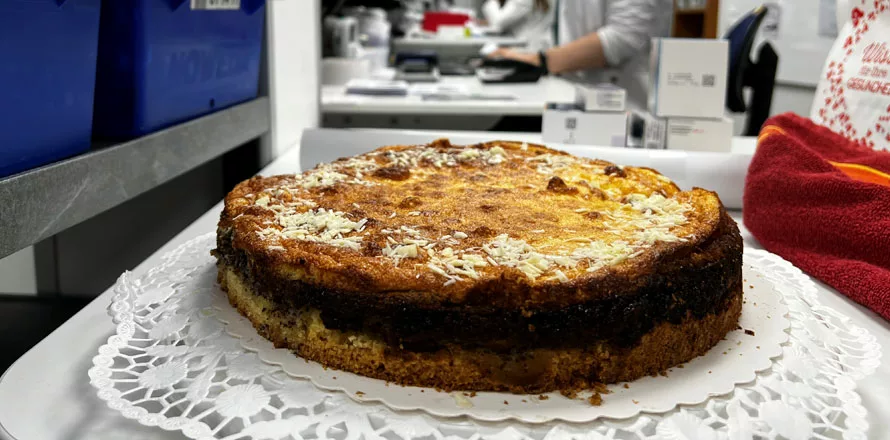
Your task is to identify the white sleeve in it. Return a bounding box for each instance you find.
[482,0,535,33]
[596,0,660,67]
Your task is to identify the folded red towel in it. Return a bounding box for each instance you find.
[744,113,890,321]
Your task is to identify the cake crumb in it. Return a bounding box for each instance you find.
[677,364,685,368]
[420,389,425,392]
[332,376,337,379]
[587,393,603,406]
[632,399,639,404]
[561,390,579,399]
[538,394,549,400]
[623,383,629,389]
[708,370,712,374]
[745,329,756,336]
[749,285,754,289]
[593,382,611,395]
[756,346,760,349]
[452,393,474,408]
[469,391,477,397]
[355,391,365,396]
[522,399,528,403]
[503,400,509,405]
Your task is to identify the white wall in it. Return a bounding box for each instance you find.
[0,247,37,295]
[772,84,815,116]
[264,0,321,160]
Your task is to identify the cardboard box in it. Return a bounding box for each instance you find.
[542,106,628,147]
[575,83,627,112]
[666,117,733,152]
[648,38,728,119]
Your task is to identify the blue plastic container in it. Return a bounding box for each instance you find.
[93,0,265,139]
[0,0,101,178]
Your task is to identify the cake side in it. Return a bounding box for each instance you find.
[214,212,742,351]
[219,263,742,393]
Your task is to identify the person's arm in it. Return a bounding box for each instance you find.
[482,0,535,33]
[489,0,659,74]
[545,32,608,73]
[488,31,607,72]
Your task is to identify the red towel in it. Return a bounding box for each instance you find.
[744,113,890,321]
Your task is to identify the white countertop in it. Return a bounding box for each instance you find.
[2,130,888,440]
[322,76,576,116]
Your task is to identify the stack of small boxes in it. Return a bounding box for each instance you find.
[542,83,629,147]
[641,38,733,152]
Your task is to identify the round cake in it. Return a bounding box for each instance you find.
[214,140,742,394]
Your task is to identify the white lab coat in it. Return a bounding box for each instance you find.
[557,0,673,109]
[482,0,555,51]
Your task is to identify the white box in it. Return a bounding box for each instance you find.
[648,38,728,119]
[542,107,628,147]
[575,83,627,112]
[666,117,733,152]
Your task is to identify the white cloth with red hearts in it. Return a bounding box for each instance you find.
[812,0,890,150]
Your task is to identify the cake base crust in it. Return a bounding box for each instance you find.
[220,265,743,394]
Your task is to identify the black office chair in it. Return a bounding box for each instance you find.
[724,6,779,136]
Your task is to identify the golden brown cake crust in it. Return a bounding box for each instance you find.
[220,264,743,393]
[217,140,730,310]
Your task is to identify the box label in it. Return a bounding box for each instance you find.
[565,117,577,130]
[596,92,625,111]
[191,0,241,10]
[666,72,717,88]
[644,118,666,149]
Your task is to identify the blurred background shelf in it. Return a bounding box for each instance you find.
[673,0,720,38]
[675,7,707,14]
[0,97,270,261]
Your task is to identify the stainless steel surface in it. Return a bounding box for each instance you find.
[0,97,270,260]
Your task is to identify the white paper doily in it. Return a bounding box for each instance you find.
[212,262,789,423]
[90,233,882,440]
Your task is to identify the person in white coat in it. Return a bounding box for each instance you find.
[480,0,555,51]
[490,0,673,109]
